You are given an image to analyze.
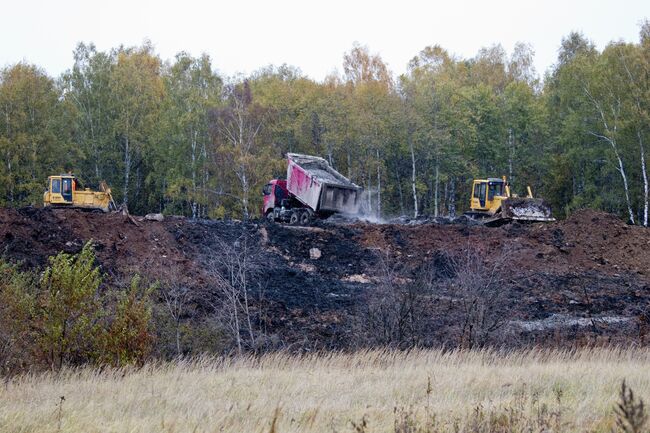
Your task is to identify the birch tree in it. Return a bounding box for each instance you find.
[615,41,649,226]
[211,81,267,219]
[62,43,114,185]
[208,233,263,354]
[343,44,394,217]
[403,45,480,218]
[408,131,418,218]
[109,44,164,209]
[161,53,221,217]
[580,45,642,224]
[583,85,635,224]
[0,63,61,206]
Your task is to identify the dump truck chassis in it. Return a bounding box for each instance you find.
[269,206,315,226]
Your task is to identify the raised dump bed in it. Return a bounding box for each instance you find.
[286,153,362,215]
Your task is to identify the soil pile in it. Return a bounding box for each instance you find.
[1,207,649,350]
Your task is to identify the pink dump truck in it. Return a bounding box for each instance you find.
[262,153,362,224]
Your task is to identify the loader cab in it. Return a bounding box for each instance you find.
[470,178,508,213]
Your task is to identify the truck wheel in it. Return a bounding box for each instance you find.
[289,211,300,225]
[299,211,311,226]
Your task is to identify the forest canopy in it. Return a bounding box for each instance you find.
[1,22,649,225]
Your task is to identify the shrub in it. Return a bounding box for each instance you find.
[103,275,156,366]
[37,241,105,368]
[0,241,157,371]
[0,261,37,373]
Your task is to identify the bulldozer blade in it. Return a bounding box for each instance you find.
[501,198,556,222]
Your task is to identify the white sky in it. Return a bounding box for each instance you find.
[1,0,649,81]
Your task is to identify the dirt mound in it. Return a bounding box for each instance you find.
[558,209,649,275]
[1,207,649,351]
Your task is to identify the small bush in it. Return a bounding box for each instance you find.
[0,241,156,371]
[103,275,156,366]
[0,261,37,374]
[37,241,105,368]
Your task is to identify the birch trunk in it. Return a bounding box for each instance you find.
[123,134,130,207]
[366,168,372,215]
[240,246,255,350]
[135,164,141,205]
[5,110,13,204]
[508,128,514,183]
[232,294,241,355]
[191,129,198,219]
[409,138,418,218]
[614,144,635,224]
[449,177,456,217]
[175,318,181,356]
[202,141,208,218]
[88,118,100,181]
[639,130,648,227]
[444,181,449,216]
[396,167,405,216]
[240,168,249,219]
[347,149,352,179]
[376,148,381,218]
[434,153,440,218]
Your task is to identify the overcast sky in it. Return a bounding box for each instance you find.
[2,0,649,80]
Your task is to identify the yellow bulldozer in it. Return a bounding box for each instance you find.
[43,174,117,212]
[465,176,555,226]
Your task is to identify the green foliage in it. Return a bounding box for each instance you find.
[1,28,650,223]
[0,261,37,373]
[0,243,156,371]
[544,30,650,224]
[103,275,156,366]
[0,63,65,206]
[155,52,222,217]
[38,241,104,368]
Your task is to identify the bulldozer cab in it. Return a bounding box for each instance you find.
[471,178,507,212]
[47,175,76,204]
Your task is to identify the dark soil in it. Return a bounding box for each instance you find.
[1,207,649,350]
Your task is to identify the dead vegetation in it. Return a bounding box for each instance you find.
[207,232,267,354]
[444,245,513,349]
[2,348,650,433]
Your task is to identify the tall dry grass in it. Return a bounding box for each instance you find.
[1,348,649,433]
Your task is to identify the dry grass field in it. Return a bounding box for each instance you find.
[1,348,649,433]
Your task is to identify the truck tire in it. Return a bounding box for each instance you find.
[299,211,311,226]
[289,211,300,225]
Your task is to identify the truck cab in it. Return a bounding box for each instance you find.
[262,179,289,218]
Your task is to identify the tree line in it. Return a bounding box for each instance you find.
[1,22,649,224]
